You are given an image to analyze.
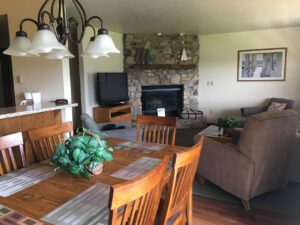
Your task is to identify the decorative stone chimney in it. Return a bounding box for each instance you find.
[124,33,199,118]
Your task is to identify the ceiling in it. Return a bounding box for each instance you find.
[67,0,300,34]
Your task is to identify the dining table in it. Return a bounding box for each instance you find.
[0,137,188,224]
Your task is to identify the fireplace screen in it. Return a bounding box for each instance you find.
[141,85,183,116]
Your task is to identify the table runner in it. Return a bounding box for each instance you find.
[0,164,54,197]
[0,204,43,224]
[111,157,163,180]
[115,141,165,153]
[42,183,110,225]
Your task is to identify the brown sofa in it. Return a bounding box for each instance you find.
[196,109,299,209]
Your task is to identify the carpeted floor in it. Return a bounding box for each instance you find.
[193,180,300,219]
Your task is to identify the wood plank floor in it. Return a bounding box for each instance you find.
[192,196,300,225]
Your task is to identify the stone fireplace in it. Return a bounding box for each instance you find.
[124,34,199,118]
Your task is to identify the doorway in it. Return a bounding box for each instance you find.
[0,15,15,107]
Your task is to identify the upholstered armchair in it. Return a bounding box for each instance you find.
[196,110,299,209]
[241,97,294,117]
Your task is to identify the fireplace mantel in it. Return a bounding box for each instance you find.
[128,64,196,70]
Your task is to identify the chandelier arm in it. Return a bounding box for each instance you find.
[41,11,54,24]
[51,0,57,18]
[38,0,51,24]
[87,25,96,38]
[62,0,66,25]
[87,16,103,29]
[19,18,38,31]
[68,0,87,44]
[73,0,87,22]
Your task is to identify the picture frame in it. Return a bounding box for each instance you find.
[237,48,287,81]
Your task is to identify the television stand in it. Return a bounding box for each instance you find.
[93,104,132,126]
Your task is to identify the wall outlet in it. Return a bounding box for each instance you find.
[16,75,23,84]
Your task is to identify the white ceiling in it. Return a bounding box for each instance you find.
[67,0,300,34]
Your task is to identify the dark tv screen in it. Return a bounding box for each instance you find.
[97,73,129,106]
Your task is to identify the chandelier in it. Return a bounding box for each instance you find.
[4,0,120,59]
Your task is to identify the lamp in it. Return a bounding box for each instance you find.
[4,0,119,59]
[3,31,39,57]
[45,44,75,59]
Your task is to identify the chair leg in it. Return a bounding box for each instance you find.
[186,190,192,225]
[241,200,251,210]
[196,174,206,184]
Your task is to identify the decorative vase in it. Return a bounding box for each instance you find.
[90,162,103,175]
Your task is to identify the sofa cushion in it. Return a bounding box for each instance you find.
[267,102,287,112]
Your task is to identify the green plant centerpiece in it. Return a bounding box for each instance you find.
[50,128,113,179]
[218,116,238,129]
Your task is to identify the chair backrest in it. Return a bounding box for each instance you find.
[136,115,178,145]
[237,110,299,194]
[28,122,73,161]
[108,156,169,225]
[0,132,26,175]
[158,136,204,225]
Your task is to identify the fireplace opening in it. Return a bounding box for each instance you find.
[141,85,183,117]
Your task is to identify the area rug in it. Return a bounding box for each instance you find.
[193,181,300,219]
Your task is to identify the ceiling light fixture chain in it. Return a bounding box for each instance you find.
[4,0,120,59]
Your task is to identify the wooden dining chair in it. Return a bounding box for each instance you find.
[157,136,204,225]
[28,122,73,161]
[108,156,169,225]
[0,132,26,175]
[136,115,178,145]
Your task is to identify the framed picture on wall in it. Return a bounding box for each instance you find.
[237,48,287,81]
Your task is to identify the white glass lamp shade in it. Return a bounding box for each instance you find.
[3,36,38,57]
[30,29,64,54]
[93,34,120,54]
[81,40,109,59]
[45,44,75,59]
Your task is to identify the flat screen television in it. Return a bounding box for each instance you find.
[97,73,129,106]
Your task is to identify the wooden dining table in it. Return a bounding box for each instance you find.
[0,138,188,224]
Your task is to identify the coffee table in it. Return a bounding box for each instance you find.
[194,125,232,143]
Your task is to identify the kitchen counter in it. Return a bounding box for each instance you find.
[0,102,78,119]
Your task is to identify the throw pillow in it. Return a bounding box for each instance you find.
[267,102,287,112]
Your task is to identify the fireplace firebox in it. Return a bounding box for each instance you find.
[141,85,183,117]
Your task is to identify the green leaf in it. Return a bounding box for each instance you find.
[89,161,99,169]
[107,147,114,152]
[54,144,66,155]
[82,156,92,165]
[103,151,113,161]
[80,168,90,179]
[58,156,70,165]
[72,148,86,162]
[85,146,97,153]
[67,165,81,175]
[72,148,81,161]
[92,156,103,162]
[94,150,103,158]
[87,138,99,148]
[70,139,85,149]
